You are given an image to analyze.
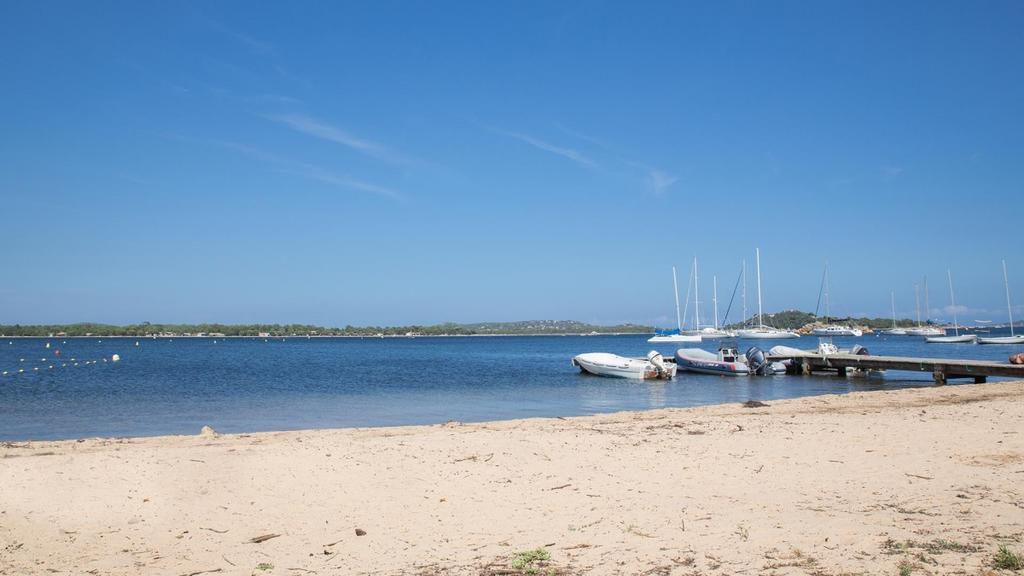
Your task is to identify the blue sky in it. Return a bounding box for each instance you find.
[1,1,1022,327]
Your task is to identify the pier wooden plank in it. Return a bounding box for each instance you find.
[765,352,1024,381]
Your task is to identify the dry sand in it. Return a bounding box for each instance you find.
[2,381,1023,575]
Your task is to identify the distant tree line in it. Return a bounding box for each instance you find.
[0,320,652,337]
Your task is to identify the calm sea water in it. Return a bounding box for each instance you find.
[1,331,1021,440]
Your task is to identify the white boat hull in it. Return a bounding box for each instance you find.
[572,353,677,379]
[811,326,864,337]
[736,328,800,339]
[882,328,908,336]
[977,335,1024,345]
[695,329,735,339]
[907,327,945,337]
[925,334,978,344]
[648,334,702,343]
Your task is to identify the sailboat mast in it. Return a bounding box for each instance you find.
[755,248,764,327]
[924,276,931,326]
[947,269,959,336]
[914,284,921,327]
[672,266,682,332]
[742,260,747,327]
[891,290,897,329]
[713,275,720,330]
[824,260,831,322]
[1003,259,1015,338]
[693,257,700,331]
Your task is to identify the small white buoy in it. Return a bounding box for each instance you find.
[111,354,120,362]
[18,369,24,373]
[33,367,38,371]
[45,342,51,349]
[49,365,53,369]
[135,341,139,346]
[1,371,6,375]
[19,358,24,362]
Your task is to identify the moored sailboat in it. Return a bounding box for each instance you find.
[649,266,702,343]
[978,260,1024,345]
[926,270,977,344]
[906,281,945,337]
[810,261,863,337]
[882,291,908,335]
[735,248,800,339]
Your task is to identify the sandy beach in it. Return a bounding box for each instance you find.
[2,381,1023,575]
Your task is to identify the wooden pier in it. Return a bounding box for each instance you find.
[765,352,1024,384]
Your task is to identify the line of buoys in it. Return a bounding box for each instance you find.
[2,354,121,376]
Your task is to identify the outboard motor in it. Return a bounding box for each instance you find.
[745,346,771,376]
[646,350,671,378]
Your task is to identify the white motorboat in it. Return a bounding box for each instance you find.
[736,249,800,340]
[674,346,749,376]
[648,267,701,343]
[979,260,1024,345]
[572,351,677,379]
[925,270,975,344]
[811,325,864,337]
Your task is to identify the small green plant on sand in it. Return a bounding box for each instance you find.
[511,548,551,573]
[255,563,274,572]
[994,545,1023,570]
[897,559,912,576]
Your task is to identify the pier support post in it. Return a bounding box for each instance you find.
[933,370,947,385]
[974,375,987,384]
[800,359,812,375]
[837,366,847,377]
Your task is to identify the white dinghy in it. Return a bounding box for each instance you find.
[572,351,677,379]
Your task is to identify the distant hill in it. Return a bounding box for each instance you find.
[724,309,929,331]
[0,313,934,337]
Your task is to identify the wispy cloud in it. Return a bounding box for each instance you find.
[648,169,678,197]
[265,113,418,166]
[553,123,610,149]
[491,128,597,168]
[268,113,385,154]
[625,160,678,197]
[552,124,678,195]
[217,141,404,201]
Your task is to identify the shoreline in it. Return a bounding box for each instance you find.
[3,381,1024,574]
